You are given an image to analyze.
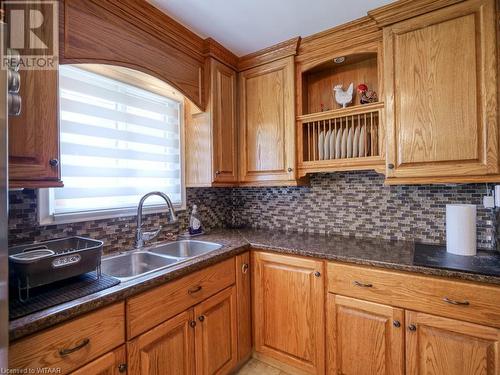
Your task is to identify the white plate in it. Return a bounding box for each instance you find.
[347,128,353,158]
[335,128,342,159]
[341,128,348,158]
[353,126,360,158]
[318,131,324,160]
[358,126,365,157]
[329,129,336,159]
[324,130,331,160]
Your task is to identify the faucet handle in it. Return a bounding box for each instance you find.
[141,226,162,242]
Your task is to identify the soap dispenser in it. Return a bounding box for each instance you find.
[188,204,203,236]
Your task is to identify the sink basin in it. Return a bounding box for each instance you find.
[148,240,222,258]
[101,251,180,282]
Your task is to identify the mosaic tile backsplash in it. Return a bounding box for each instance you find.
[8,171,497,252]
[232,172,496,249]
[8,187,232,253]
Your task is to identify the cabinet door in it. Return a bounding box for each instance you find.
[253,251,324,374]
[71,346,127,375]
[235,252,252,363]
[128,309,195,375]
[384,0,498,180]
[8,70,60,188]
[327,294,404,375]
[239,56,296,183]
[194,286,238,375]
[406,311,500,375]
[211,60,238,184]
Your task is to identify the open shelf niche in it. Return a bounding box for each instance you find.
[296,51,385,177]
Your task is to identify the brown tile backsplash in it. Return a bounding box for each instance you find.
[231,172,496,249]
[8,171,497,252]
[8,188,232,253]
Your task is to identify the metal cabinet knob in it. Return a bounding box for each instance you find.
[393,320,401,328]
[408,324,417,331]
[189,320,196,328]
[287,167,293,172]
[215,170,220,175]
[49,158,59,167]
[198,315,205,322]
[314,271,321,277]
[118,364,127,373]
[388,163,395,169]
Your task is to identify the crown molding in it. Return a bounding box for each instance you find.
[368,0,465,27]
[203,37,239,71]
[237,36,301,71]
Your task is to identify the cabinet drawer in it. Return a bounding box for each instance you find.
[127,258,236,338]
[328,262,500,328]
[10,303,125,374]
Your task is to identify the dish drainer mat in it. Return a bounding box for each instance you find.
[9,272,120,320]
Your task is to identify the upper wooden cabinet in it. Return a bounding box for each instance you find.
[239,57,301,185]
[384,0,498,183]
[252,251,325,374]
[185,58,238,187]
[9,69,61,188]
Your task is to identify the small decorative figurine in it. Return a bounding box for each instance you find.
[333,83,354,109]
[357,83,378,104]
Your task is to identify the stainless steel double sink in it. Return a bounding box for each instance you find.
[101,240,222,282]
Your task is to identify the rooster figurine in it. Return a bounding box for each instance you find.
[357,83,378,104]
[333,83,354,108]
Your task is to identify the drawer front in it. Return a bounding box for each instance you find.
[127,257,236,338]
[10,303,125,374]
[328,262,500,328]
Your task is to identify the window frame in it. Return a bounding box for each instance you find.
[38,65,186,226]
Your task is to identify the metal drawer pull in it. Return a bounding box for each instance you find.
[242,263,249,274]
[59,338,90,356]
[188,285,202,294]
[353,281,373,288]
[408,324,417,331]
[443,297,470,306]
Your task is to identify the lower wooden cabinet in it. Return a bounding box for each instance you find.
[128,286,237,375]
[406,311,500,375]
[71,346,127,375]
[235,252,252,363]
[128,309,195,375]
[327,294,404,375]
[194,286,238,375]
[253,251,325,374]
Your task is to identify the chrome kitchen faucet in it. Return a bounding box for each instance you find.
[135,192,177,249]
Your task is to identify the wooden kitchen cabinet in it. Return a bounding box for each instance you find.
[238,57,301,185]
[185,58,238,187]
[128,309,195,375]
[194,286,238,375]
[327,294,404,375]
[384,0,498,184]
[252,251,325,374]
[5,0,61,188]
[406,311,500,375]
[235,252,252,363]
[71,345,127,375]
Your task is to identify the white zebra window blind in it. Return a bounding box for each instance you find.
[54,65,183,216]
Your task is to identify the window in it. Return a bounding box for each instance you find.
[39,65,185,224]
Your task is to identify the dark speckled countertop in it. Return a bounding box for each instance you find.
[10,228,500,341]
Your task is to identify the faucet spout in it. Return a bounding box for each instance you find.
[135,191,177,249]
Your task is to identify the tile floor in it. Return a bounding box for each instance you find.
[237,359,291,375]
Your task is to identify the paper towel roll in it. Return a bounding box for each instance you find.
[446,204,477,256]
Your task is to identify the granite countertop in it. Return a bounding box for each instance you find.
[10,228,500,341]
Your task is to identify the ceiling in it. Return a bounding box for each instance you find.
[149,0,394,56]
